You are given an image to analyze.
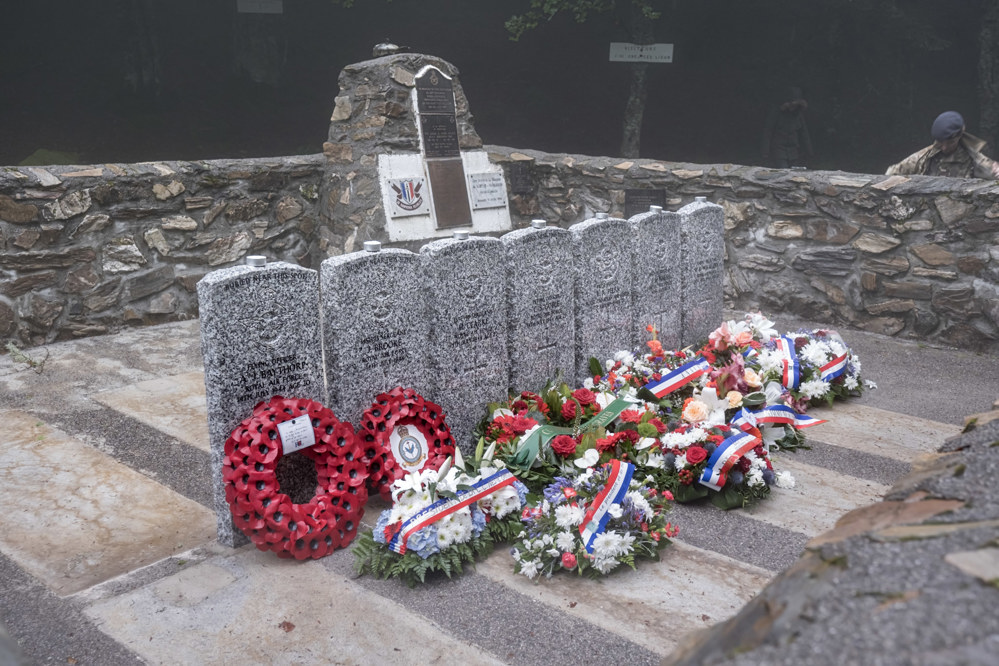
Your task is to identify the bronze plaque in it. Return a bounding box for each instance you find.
[625,189,667,218]
[509,162,533,194]
[426,158,472,229]
[415,69,457,115]
[420,115,461,158]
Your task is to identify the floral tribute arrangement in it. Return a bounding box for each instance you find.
[355,387,456,501]
[223,396,369,559]
[352,446,528,587]
[511,460,678,578]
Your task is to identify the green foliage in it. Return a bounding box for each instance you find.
[353,526,500,587]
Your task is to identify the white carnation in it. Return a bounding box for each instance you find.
[776,470,796,489]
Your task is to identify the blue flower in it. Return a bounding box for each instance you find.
[407,525,440,559]
[513,480,528,506]
[543,477,573,505]
[373,510,392,544]
[728,470,745,486]
[470,505,487,537]
[762,469,776,485]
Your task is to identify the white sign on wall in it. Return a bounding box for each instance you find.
[609,43,674,63]
[387,177,431,218]
[468,172,508,210]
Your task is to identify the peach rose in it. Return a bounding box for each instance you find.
[682,399,709,423]
[727,390,744,408]
[744,368,762,388]
[735,330,754,346]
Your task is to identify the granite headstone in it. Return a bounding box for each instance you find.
[501,220,575,392]
[198,258,326,547]
[419,234,508,452]
[570,216,635,384]
[678,198,725,347]
[630,206,683,351]
[321,242,431,425]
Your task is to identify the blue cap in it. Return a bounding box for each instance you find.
[931,111,964,141]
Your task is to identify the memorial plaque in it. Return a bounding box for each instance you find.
[468,172,509,210]
[502,226,575,391]
[420,237,508,453]
[570,217,635,384]
[197,261,325,547]
[678,200,725,347]
[387,177,430,218]
[321,248,431,425]
[630,209,682,352]
[509,162,534,195]
[426,160,472,228]
[419,115,461,159]
[415,68,457,115]
[625,189,667,218]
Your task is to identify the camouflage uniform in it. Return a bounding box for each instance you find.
[886,133,999,179]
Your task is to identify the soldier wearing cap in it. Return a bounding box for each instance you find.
[886,111,999,179]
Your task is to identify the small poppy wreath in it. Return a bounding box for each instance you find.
[223,395,368,559]
[356,387,456,501]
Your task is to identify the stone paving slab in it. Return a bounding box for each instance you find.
[808,402,961,461]
[0,410,216,596]
[92,371,210,452]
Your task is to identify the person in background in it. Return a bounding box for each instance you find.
[886,111,999,179]
[762,86,813,168]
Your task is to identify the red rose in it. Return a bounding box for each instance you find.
[551,435,578,457]
[618,430,640,445]
[685,446,708,464]
[738,456,752,472]
[561,552,577,569]
[561,400,578,421]
[572,388,597,406]
[649,418,667,434]
[511,400,529,413]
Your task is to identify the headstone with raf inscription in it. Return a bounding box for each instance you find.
[321,241,431,425]
[678,197,726,347]
[198,257,326,547]
[420,232,508,453]
[570,214,635,384]
[502,220,575,392]
[630,206,683,351]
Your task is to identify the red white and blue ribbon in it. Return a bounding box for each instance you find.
[730,405,827,431]
[642,356,710,398]
[387,469,516,555]
[775,336,800,389]
[819,353,849,381]
[742,346,759,359]
[579,460,634,554]
[699,431,761,491]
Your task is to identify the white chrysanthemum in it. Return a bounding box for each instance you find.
[645,453,665,469]
[674,452,688,471]
[487,485,521,519]
[575,468,595,486]
[520,558,542,579]
[844,376,859,390]
[865,379,877,389]
[614,350,636,366]
[800,340,830,367]
[747,467,765,487]
[605,358,615,371]
[582,377,595,390]
[511,548,521,562]
[627,491,654,521]
[828,339,847,357]
[554,503,585,529]
[757,349,783,375]
[851,355,863,374]
[592,556,620,574]
[661,426,706,449]
[608,503,623,519]
[556,531,576,551]
[776,470,796,489]
[800,378,830,400]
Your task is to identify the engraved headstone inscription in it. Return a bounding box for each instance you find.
[321,242,431,425]
[570,217,636,384]
[415,66,472,228]
[502,221,575,392]
[624,189,667,218]
[419,235,508,453]
[678,198,725,347]
[198,259,326,547]
[630,207,683,351]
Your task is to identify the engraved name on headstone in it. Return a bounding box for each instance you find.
[197,259,325,547]
[570,217,636,384]
[321,243,430,425]
[630,207,683,351]
[678,198,725,347]
[502,222,575,392]
[420,235,508,453]
[415,66,471,229]
[624,189,667,218]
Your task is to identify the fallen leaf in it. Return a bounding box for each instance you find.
[568,601,577,608]
[279,621,295,632]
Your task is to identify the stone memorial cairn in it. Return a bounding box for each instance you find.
[198,202,725,546]
[198,259,326,547]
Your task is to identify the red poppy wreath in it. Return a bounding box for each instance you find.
[356,387,456,501]
[223,395,368,559]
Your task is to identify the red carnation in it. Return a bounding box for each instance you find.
[572,388,597,406]
[510,415,537,435]
[561,552,577,569]
[511,400,529,413]
[551,435,579,457]
[620,409,644,423]
[649,418,667,434]
[595,436,617,453]
[685,446,708,464]
[618,430,640,445]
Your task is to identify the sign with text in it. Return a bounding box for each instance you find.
[468,172,508,210]
[609,43,673,63]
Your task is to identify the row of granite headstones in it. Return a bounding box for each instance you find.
[198,200,724,546]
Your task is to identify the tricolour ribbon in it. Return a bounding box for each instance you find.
[387,468,516,554]
[698,431,761,491]
[642,356,710,398]
[579,459,634,554]
[730,404,827,431]
[775,336,800,389]
[819,353,849,381]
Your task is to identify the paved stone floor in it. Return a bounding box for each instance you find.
[0,317,996,665]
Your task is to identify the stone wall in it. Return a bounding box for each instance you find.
[485,146,999,354]
[1,157,323,346]
[3,147,998,354]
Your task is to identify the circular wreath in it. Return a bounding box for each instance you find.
[356,387,456,501]
[222,395,368,559]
